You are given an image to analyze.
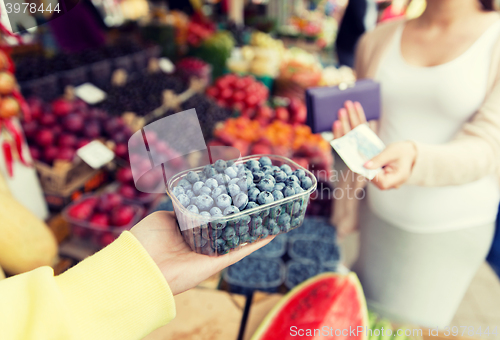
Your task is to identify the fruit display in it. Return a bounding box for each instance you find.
[205,74,269,112]
[285,260,337,289]
[320,65,356,87]
[250,32,286,53]
[0,173,58,275]
[227,46,282,78]
[288,236,340,266]
[23,94,132,166]
[167,155,317,256]
[212,118,333,180]
[175,57,212,84]
[251,272,368,340]
[191,30,235,78]
[63,193,143,248]
[99,72,187,117]
[249,233,287,258]
[186,13,216,47]
[224,257,286,295]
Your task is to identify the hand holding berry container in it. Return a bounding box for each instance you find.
[166,155,317,256]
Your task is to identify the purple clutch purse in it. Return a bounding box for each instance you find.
[305,79,381,133]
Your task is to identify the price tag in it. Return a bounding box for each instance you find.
[74,83,107,104]
[158,58,175,74]
[77,141,115,169]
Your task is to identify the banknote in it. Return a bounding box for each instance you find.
[330,124,385,180]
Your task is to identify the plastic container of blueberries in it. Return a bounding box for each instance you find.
[223,257,286,295]
[287,235,341,268]
[249,233,287,258]
[62,194,144,250]
[166,155,318,256]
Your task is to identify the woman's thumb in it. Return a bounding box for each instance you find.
[364,148,393,169]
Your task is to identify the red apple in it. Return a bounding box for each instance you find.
[52,98,73,116]
[110,205,135,227]
[56,147,76,162]
[28,146,41,160]
[39,113,57,127]
[114,143,128,160]
[68,202,94,220]
[117,167,134,184]
[98,193,123,212]
[100,233,116,247]
[58,133,78,148]
[275,106,290,122]
[118,184,137,199]
[27,97,43,120]
[76,139,91,149]
[63,114,84,132]
[22,120,38,140]
[36,129,54,147]
[89,213,109,228]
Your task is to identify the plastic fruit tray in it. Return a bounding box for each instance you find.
[166,155,318,256]
[62,194,144,250]
[223,257,286,295]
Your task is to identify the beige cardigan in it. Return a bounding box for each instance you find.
[332,19,500,233]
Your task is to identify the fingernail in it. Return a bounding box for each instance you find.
[364,161,373,168]
[334,120,341,128]
[338,109,346,117]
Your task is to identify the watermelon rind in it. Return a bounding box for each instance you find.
[251,272,368,340]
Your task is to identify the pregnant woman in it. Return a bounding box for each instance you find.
[332,0,500,327]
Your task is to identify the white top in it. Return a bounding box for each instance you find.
[368,20,500,233]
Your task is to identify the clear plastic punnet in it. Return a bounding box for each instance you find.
[166,155,317,256]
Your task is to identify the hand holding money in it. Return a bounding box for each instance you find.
[331,101,417,190]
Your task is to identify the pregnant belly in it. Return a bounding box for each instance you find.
[366,176,500,232]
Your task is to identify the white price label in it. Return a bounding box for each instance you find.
[77,141,115,169]
[74,83,107,104]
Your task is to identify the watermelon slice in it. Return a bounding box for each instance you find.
[251,272,368,340]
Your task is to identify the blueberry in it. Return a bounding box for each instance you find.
[261,165,273,175]
[236,224,250,235]
[268,220,280,235]
[257,191,275,205]
[203,164,216,178]
[226,236,240,248]
[272,190,284,201]
[261,208,270,217]
[248,187,260,202]
[210,207,223,216]
[222,227,236,240]
[178,179,192,190]
[301,177,313,190]
[258,178,274,192]
[172,186,185,197]
[199,186,212,196]
[270,206,282,218]
[264,174,276,184]
[216,194,232,210]
[177,194,190,207]
[211,186,226,199]
[187,205,199,214]
[224,166,238,179]
[274,171,287,183]
[278,213,291,226]
[203,227,222,239]
[251,216,263,229]
[240,233,253,243]
[294,186,305,194]
[224,206,240,216]
[205,178,219,191]
[200,211,211,218]
[197,194,214,211]
[186,171,200,184]
[251,226,263,237]
[280,164,293,176]
[291,201,302,217]
[228,183,241,197]
[261,228,270,239]
[294,169,306,180]
[281,222,292,233]
[245,201,259,211]
[218,184,229,193]
[273,183,286,192]
[190,196,199,206]
[237,177,250,193]
[215,173,230,186]
[227,160,235,167]
[291,217,302,228]
[259,156,272,167]
[272,165,281,173]
[233,192,249,210]
[284,186,296,197]
[239,215,251,226]
[199,173,207,182]
[214,159,227,173]
[252,171,265,183]
[286,175,300,186]
[246,160,260,172]
[213,239,228,254]
[210,219,227,230]
[186,190,195,199]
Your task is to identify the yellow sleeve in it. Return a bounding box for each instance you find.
[0,231,176,340]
